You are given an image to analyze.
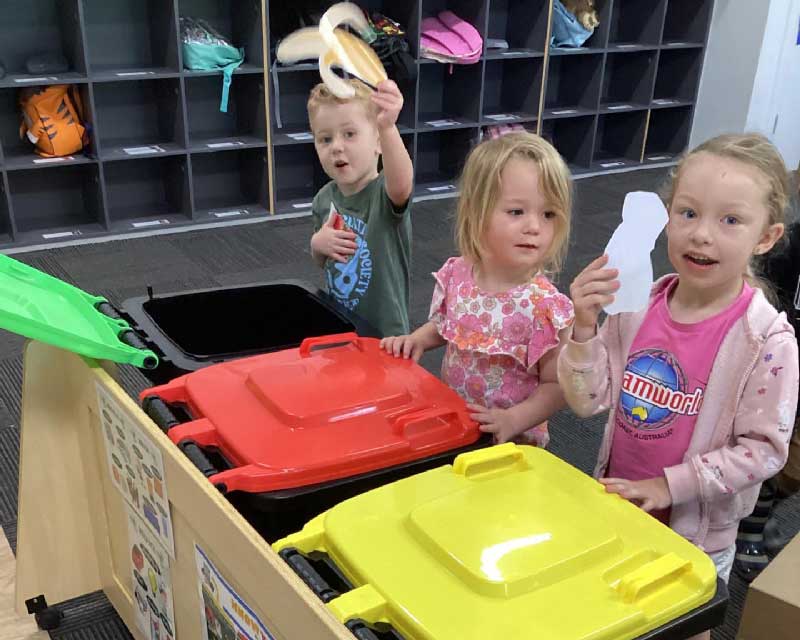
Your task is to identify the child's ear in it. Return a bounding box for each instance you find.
[755,222,785,256]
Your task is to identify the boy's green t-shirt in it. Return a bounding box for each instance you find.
[312,173,411,336]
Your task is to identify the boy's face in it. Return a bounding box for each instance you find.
[311,101,380,196]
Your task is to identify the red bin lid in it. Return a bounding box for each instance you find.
[142,334,480,493]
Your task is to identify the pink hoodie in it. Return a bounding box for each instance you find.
[558,275,799,552]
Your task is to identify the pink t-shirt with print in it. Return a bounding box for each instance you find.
[429,257,574,447]
[608,280,754,521]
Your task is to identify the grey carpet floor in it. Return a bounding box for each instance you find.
[0,167,797,639]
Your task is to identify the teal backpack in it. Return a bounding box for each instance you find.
[180,17,245,112]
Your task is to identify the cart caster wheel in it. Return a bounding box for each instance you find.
[25,595,63,631]
[34,607,64,631]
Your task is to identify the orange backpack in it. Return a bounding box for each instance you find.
[19,85,87,158]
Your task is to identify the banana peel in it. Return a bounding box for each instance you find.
[276,2,387,98]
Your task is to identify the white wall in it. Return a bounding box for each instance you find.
[691,0,800,169]
[689,0,771,148]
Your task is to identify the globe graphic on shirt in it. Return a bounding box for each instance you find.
[620,348,685,430]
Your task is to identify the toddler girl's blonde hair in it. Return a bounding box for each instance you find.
[307,80,377,124]
[661,133,790,297]
[455,131,573,274]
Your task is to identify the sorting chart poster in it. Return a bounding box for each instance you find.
[195,544,276,640]
[97,382,175,557]
[126,504,176,640]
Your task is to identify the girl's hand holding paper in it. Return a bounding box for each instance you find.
[602,191,669,315]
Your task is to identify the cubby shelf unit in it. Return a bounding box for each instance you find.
[0,0,713,246]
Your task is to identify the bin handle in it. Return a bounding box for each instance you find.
[299,332,361,357]
[390,407,459,434]
[615,553,690,604]
[453,443,526,480]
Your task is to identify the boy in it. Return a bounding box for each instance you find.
[308,79,413,336]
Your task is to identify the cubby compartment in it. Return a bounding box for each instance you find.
[7,163,104,238]
[0,85,96,170]
[421,0,488,41]
[83,0,179,80]
[185,74,266,151]
[271,69,319,145]
[643,105,692,164]
[652,48,703,106]
[103,155,191,228]
[190,148,268,220]
[543,53,602,118]
[549,0,612,54]
[481,58,542,124]
[93,79,185,160]
[662,0,713,46]
[272,143,329,214]
[485,0,549,57]
[415,127,478,195]
[592,110,647,169]
[0,0,87,86]
[417,63,482,131]
[600,50,656,111]
[608,0,666,50]
[179,0,264,73]
[540,115,596,172]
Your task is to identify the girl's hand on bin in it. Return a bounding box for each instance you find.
[467,404,520,444]
[380,334,425,362]
[599,476,673,512]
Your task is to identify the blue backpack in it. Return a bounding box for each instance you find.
[180,17,244,112]
[551,0,594,48]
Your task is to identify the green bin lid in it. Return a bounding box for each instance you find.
[0,253,158,369]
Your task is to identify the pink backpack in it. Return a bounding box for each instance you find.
[420,11,482,64]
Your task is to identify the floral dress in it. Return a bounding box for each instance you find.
[430,257,574,447]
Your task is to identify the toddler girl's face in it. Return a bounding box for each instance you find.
[482,157,557,282]
[666,152,783,295]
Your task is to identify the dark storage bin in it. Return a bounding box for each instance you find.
[185,74,266,151]
[415,128,477,196]
[485,0,550,57]
[543,53,603,118]
[122,280,379,383]
[593,110,647,169]
[94,78,186,160]
[608,0,667,49]
[662,0,713,46]
[272,143,328,214]
[601,51,657,111]
[0,0,87,85]
[83,0,179,79]
[540,114,596,173]
[417,63,482,132]
[643,105,692,164]
[482,58,543,124]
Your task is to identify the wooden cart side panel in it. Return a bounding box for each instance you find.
[16,342,349,639]
[15,341,103,614]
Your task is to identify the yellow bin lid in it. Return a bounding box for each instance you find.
[274,444,717,640]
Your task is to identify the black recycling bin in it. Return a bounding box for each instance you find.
[121,280,379,384]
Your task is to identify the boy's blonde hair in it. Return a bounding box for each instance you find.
[307,80,377,125]
[455,131,573,274]
[661,133,790,298]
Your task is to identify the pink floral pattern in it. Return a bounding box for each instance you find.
[430,257,574,447]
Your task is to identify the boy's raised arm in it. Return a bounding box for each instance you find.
[372,80,413,208]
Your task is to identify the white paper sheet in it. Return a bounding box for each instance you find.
[603,191,669,315]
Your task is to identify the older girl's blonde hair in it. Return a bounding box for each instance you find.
[455,131,572,274]
[661,133,790,299]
